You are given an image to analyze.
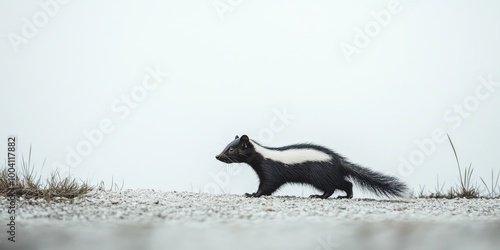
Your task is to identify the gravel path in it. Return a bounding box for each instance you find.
[1,190,499,250]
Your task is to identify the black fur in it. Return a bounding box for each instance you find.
[215,135,408,199]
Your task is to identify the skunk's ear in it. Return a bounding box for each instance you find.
[240,135,250,149]
[240,135,249,142]
[234,135,239,139]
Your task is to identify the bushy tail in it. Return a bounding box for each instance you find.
[342,161,408,198]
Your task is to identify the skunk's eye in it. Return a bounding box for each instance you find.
[228,147,234,152]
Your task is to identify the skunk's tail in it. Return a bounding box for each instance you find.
[342,161,408,198]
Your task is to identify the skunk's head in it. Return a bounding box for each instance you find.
[215,135,255,163]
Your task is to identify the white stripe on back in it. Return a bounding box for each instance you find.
[251,141,332,165]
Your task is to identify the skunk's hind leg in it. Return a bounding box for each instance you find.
[336,180,353,199]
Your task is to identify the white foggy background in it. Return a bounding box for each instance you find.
[1,0,499,198]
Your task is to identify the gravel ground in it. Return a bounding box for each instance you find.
[1,190,499,250]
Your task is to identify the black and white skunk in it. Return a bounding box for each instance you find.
[215,135,408,199]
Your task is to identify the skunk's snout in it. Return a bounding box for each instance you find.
[215,154,225,161]
[216,153,231,163]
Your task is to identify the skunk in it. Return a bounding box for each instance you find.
[215,135,407,199]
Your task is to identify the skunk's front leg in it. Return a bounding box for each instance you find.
[244,189,266,197]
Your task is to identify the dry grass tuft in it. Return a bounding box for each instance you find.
[0,147,93,200]
[419,135,499,199]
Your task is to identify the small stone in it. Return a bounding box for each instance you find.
[110,199,120,205]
